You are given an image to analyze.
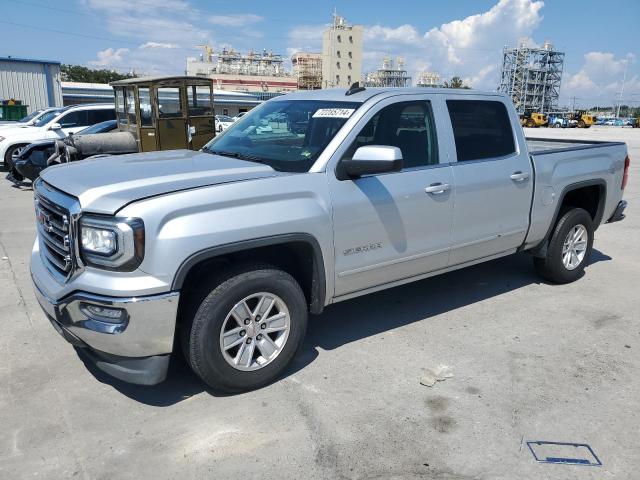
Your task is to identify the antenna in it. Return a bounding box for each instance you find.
[346,82,366,96]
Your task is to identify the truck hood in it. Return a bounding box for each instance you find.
[40,149,281,214]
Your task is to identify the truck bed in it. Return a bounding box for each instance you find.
[523,137,627,251]
[526,137,625,154]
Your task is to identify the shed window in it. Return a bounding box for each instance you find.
[126,88,137,125]
[138,87,152,126]
[115,88,127,125]
[188,85,213,117]
[157,87,183,118]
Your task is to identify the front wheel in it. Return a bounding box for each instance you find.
[534,208,594,283]
[181,265,308,392]
[3,144,27,171]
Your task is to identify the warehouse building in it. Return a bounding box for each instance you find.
[0,57,63,114]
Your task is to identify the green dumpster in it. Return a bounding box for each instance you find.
[0,104,29,121]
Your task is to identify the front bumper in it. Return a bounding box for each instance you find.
[607,200,627,223]
[33,277,180,385]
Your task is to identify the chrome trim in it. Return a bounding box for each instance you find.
[33,278,179,357]
[34,178,83,283]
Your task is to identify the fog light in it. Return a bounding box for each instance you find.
[81,303,126,323]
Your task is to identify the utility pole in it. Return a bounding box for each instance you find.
[616,58,628,118]
[572,96,577,112]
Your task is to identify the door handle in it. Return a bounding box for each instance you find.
[425,183,450,194]
[510,171,530,182]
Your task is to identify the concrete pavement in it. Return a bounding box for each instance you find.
[0,126,638,479]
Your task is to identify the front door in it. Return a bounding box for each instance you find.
[445,97,534,265]
[329,98,454,297]
[156,86,188,150]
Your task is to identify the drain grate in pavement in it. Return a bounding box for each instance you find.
[526,441,602,466]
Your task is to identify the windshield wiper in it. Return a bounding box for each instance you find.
[204,148,266,164]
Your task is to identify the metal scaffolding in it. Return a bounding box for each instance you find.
[498,40,564,114]
[363,57,411,88]
[291,53,322,90]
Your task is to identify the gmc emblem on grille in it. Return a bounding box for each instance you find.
[36,207,54,233]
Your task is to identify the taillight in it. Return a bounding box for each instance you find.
[622,155,630,190]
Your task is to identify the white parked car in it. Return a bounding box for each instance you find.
[214,115,234,132]
[0,104,115,170]
[232,112,247,122]
[0,107,63,128]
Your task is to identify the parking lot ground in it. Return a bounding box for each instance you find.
[1,126,639,480]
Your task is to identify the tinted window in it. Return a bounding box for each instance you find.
[58,110,88,128]
[344,101,438,169]
[87,109,116,125]
[446,100,515,161]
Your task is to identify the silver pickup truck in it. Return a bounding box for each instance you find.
[31,87,630,392]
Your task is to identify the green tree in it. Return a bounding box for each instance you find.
[443,76,471,89]
[61,65,136,84]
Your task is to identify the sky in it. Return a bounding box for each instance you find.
[1,0,638,109]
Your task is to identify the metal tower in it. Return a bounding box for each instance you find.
[498,40,564,114]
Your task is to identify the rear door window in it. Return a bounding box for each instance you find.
[446,100,516,161]
[87,109,116,125]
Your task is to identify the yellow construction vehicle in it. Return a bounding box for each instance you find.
[520,111,548,128]
[570,111,596,128]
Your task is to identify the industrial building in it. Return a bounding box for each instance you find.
[417,71,443,88]
[498,40,564,114]
[0,57,63,114]
[291,52,323,90]
[60,82,261,117]
[186,47,297,96]
[322,13,363,88]
[363,57,411,88]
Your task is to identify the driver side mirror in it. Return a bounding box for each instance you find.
[49,123,62,131]
[341,146,403,178]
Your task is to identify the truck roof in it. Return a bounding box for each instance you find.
[272,87,507,103]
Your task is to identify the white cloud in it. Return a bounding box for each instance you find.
[314,0,545,88]
[89,47,130,67]
[562,52,639,106]
[208,14,263,27]
[364,25,420,45]
[140,42,179,49]
[287,24,325,53]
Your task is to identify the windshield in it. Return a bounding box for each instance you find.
[78,120,116,135]
[33,110,62,127]
[217,115,233,122]
[18,110,44,123]
[204,100,360,173]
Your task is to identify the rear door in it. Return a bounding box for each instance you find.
[156,86,188,150]
[445,96,533,265]
[328,95,454,297]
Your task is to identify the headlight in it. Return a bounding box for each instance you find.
[79,216,144,271]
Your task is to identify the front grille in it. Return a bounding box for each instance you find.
[34,179,81,282]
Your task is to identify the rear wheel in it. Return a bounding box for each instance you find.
[534,208,594,283]
[181,264,308,392]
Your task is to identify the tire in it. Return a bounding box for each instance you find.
[534,208,594,284]
[553,123,561,128]
[3,144,27,171]
[181,264,308,392]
